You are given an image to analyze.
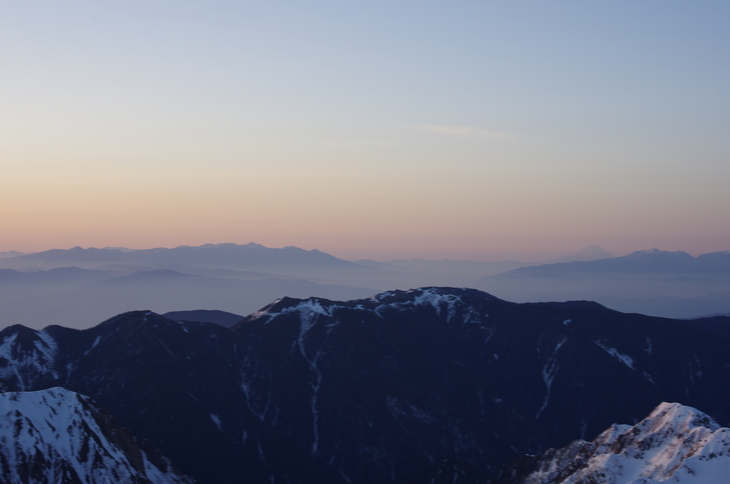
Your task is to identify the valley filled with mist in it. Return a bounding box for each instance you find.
[1,243,729,330]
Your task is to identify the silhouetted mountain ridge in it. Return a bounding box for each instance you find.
[1,287,730,483]
[163,309,244,328]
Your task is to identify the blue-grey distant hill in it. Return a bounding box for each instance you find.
[494,248,730,277]
[476,249,730,319]
[0,250,28,259]
[0,243,364,275]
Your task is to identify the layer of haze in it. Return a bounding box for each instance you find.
[1,2,729,261]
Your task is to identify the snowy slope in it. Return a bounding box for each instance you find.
[499,402,730,484]
[0,387,194,484]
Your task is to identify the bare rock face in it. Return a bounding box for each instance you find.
[493,402,730,484]
[0,387,195,484]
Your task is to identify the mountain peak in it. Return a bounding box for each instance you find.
[95,310,175,333]
[575,244,614,259]
[644,401,720,433]
[497,402,730,484]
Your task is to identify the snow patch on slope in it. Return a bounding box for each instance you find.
[210,413,223,432]
[373,288,476,324]
[411,289,462,321]
[535,336,566,419]
[594,340,635,370]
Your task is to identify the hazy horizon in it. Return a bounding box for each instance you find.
[2,3,729,263]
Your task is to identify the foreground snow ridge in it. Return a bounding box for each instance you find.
[0,387,193,484]
[522,403,730,484]
[520,402,730,484]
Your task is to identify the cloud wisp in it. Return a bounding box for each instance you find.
[415,125,517,139]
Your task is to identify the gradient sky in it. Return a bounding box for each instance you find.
[1,1,729,261]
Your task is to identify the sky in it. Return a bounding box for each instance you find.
[1,1,729,261]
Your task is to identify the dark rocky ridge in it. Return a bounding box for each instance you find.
[1,287,729,483]
[162,309,244,328]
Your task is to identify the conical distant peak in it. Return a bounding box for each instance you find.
[576,245,613,258]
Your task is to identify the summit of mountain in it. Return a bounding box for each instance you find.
[492,401,730,484]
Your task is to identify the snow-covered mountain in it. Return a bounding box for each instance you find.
[0,387,194,484]
[493,402,730,484]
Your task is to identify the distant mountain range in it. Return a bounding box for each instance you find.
[476,248,730,319]
[0,243,614,280]
[0,243,728,329]
[1,287,730,483]
[492,248,730,278]
[0,243,362,274]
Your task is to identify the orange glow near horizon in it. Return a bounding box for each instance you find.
[2,3,729,261]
